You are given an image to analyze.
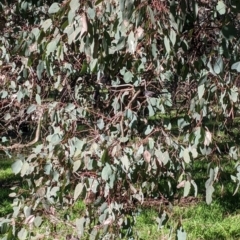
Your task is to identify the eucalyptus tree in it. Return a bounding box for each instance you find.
[0,0,240,239]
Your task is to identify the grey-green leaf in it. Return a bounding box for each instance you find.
[183,181,191,197]
[12,160,23,175]
[101,163,112,181]
[34,216,42,227]
[17,228,28,240]
[231,61,240,72]
[74,183,84,201]
[97,118,105,130]
[216,0,226,15]
[48,3,60,14]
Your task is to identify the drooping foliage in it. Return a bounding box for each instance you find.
[1,0,240,239]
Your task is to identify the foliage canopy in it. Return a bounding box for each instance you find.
[1,0,240,239]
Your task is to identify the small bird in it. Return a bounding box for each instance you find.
[143,90,156,97]
[98,74,111,85]
[141,80,156,97]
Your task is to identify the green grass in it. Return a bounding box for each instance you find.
[1,146,240,239]
[0,158,20,217]
[134,201,240,240]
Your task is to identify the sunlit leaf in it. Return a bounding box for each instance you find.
[164,36,171,53]
[17,228,28,240]
[101,163,112,181]
[34,216,43,227]
[80,13,88,37]
[183,148,190,163]
[121,155,130,172]
[97,118,104,130]
[216,0,226,15]
[27,104,36,114]
[41,19,52,32]
[231,61,240,72]
[74,183,84,201]
[213,56,223,74]
[12,160,23,175]
[35,94,41,105]
[73,160,81,172]
[183,180,191,197]
[198,84,205,99]
[70,0,80,12]
[48,3,60,14]
[177,227,187,240]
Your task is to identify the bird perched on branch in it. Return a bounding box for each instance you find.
[141,79,156,97]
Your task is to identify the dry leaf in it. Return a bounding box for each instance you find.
[177,180,186,189]
[143,150,151,163]
[135,27,144,39]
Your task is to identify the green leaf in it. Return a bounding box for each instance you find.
[90,227,99,240]
[216,0,226,15]
[80,60,88,74]
[95,0,104,5]
[183,148,190,163]
[12,160,23,175]
[121,155,130,172]
[164,36,171,53]
[9,192,17,197]
[87,8,95,19]
[115,36,125,51]
[41,19,52,32]
[170,28,176,45]
[231,61,240,72]
[198,84,205,99]
[76,217,85,237]
[120,136,129,143]
[35,94,41,105]
[206,184,214,205]
[44,163,52,175]
[27,104,36,114]
[46,39,59,56]
[144,125,154,135]
[1,90,8,98]
[50,134,61,145]
[177,227,187,240]
[183,180,191,197]
[229,86,238,102]
[207,61,216,76]
[21,162,29,177]
[177,118,189,130]
[101,163,112,181]
[74,183,84,201]
[17,90,23,102]
[17,228,28,240]
[48,3,60,14]
[101,149,110,164]
[155,150,170,165]
[97,118,104,130]
[123,71,133,83]
[34,216,42,227]
[37,60,45,80]
[90,58,98,72]
[213,56,223,74]
[191,180,198,197]
[70,0,80,12]
[127,31,136,53]
[73,160,81,172]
